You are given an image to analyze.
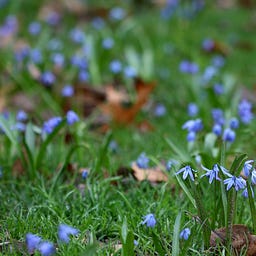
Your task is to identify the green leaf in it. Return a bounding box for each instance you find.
[25,122,36,154]
[152,232,165,256]
[0,115,17,146]
[230,153,247,176]
[172,212,181,256]
[121,217,134,256]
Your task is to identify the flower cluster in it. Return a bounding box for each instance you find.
[182,118,203,142]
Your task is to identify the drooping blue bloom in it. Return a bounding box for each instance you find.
[81,169,88,179]
[102,37,114,49]
[243,160,254,177]
[69,28,85,44]
[16,110,28,122]
[43,117,62,134]
[58,224,80,243]
[109,60,122,74]
[213,83,224,95]
[212,108,225,125]
[201,164,221,184]
[212,123,222,136]
[202,66,217,82]
[202,38,214,51]
[51,53,65,67]
[211,55,225,68]
[30,48,43,64]
[136,152,149,169]
[40,71,56,86]
[28,21,41,35]
[66,110,79,125]
[187,131,196,142]
[176,165,196,181]
[179,60,199,74]
[242,186,254,198]
[61,85,74,97]
[109,7,126,20]
[141,213,156,228]
[182,119,203,133]
[238,99,254,124]
[179,228,191,240]
[222,128,236,142]
[124,66,137,78]
[13,122,26,132]
[229,118,239,129]
[78,70,89,82]
[223,175,246,191]
[154,104,166,117]
[26,233,42,254]
[187,103,198,117]
[251,170,256,185]
[37,241,56,256]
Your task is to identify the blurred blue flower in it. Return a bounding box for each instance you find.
[202,66,217,82]
[243,160,254,177]
[69,28,85,44]
[238,99,254,124]
[26,233,42,254]
[109,140,118,153]
[102,37,114,49]
[37,241,56,256]
[252,170,256,185]
[78,70,89,82]
[136,152,149,169]
[16,110,28,122]
[213,83,224,95]
[58,224,79,243]
[212,123,222,136]
[109,7,126,20]
[13,122,26,132]
[154,104,166,117]
[124,66,137,78]
[179,228,191,240]
[222,128,235,142]
[47,39,63,51]
[187,131,196,142]
[61,85,74,97]
[176,165,196,181]
[224,175,246,191]
[43,116,62,134]
[70,55,88,69]
[212,108,225,125]
[66,110,79,125]
[28,21,41,35]
[141,213,156,228]
[187,103,198,117]
[30,48,42,64]
[45,11,60,26]
[212,55,225,68]
[242,186,254,198]
[51,53,65,67]
[201,164,221,184]
[134,239,139,246]
[179,60,199,74]
[182,119,203,133]
[109,60,122,74]
[229,117,239,129]
[81,169,88,179]
[40,71,56,86]
[92,17,105,30]
[202,38,214,51]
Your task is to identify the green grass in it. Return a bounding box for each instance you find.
[1,1,256,255]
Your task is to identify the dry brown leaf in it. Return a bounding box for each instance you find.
[131,162,168,183]
[210,224,256,256]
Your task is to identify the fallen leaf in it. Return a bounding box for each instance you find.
[131,162,168,183]
[210,224,256,256]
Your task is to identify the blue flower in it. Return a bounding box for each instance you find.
[212,108,225,125]
[102,37,114,49]
[242,186,254,198]
[212,123,222,136]
[69,28,85,44]
[136,152,149,169]
[28,21,41,35]
[109,7,126,20]
[37,241,56,256]
[229,118,239,129]
[187,131,196,142]
[16,110,28,122]
[81,169,88,179]
[202,66,217,82]
[91,17,105,30]
[176,165,196,181]
[26,233,42,254]
[154,104,166,117]
[40,71,56,87]
[141,213,156,228]
[252,170,256,185]
[61,85,74,97]
[182,119,203,133]
[109,60,122,74]
[223,175,246,191]
[124,66,137,78]
[212,55,225,67]
[58,224,79,243]
[179,228,191,240]
[30,48,42,64]
[187,103,198,117]
[51,53,65,67]
[222,128,236,142]
[202,38,214,51]
[66,110,79,125]
[238,99,254,124]
[43,117,62,134]
[201,164,221,184]
[213,83,224,95]
[179,60,199,74]
[243,160,254,177]
[134,239,139,246]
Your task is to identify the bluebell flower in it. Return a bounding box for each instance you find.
[242,186,254,198]
[70,55,88,69]
[179,60,199,74]
[61,85,74,97]
[37,241,56,256]
[182,119,203,133]
[187,103,198,117]
[51,53,65,67]
[202,38,214,51]
[40,71,56,87]
[69,28,85,44]
[26,233,42,254]
[141,213,156,228]
[212,108,225,125]
[45,11,60,26]
[13,122,26,132]
[212,123,222,136]
[154,104,166,117]
[124,66,137,78]
[30,48,42,64]
[187,131,196,142]
[109,60,122,74]
[134,240,139,246]
[202,66,217,82]
[213,83,224,95]
[43,117,62,134]
[102,37,114,49]
[243,160,254,177]
[179,228,191,240]
[238,99,254,124]
[201,164,221,184]
[223,175,246,191]
[16,110,28,122]
[58,224,80,243]
[211,55,225,68]
[78,70,89,82]
[109,7,126,20]
[252,170,256,185]
[28,21,41,35]
[222,128,236,142]
[136,152,149,169]
[229,118,239,129]
[81,169,88,179]
[176,165,196,181]
[66,110,79,125]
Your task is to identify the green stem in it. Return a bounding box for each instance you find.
[247,181,256,233]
